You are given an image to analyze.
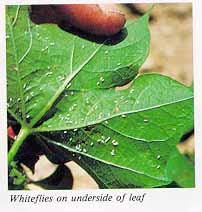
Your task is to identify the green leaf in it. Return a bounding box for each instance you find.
[7,5,194,189]
[41,125,175,188]
[37,72,194,188]
[166,149,195,188]
[9,161,27,190]
[6,5,150,128]
[105,76,193,144]
[38,74,194,146]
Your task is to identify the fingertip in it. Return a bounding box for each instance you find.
[53,4,126,36]
[30,5,59,24]
[103,11,126,36]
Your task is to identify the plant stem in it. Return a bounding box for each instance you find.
[8,127,30,166]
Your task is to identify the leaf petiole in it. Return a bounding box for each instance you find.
[8,127,31,166]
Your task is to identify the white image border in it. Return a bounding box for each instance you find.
[0,0,202,212]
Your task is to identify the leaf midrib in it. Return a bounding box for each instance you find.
[41,135,171,183]
[36,95,193,132]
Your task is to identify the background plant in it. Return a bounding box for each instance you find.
[7,5,194,189]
